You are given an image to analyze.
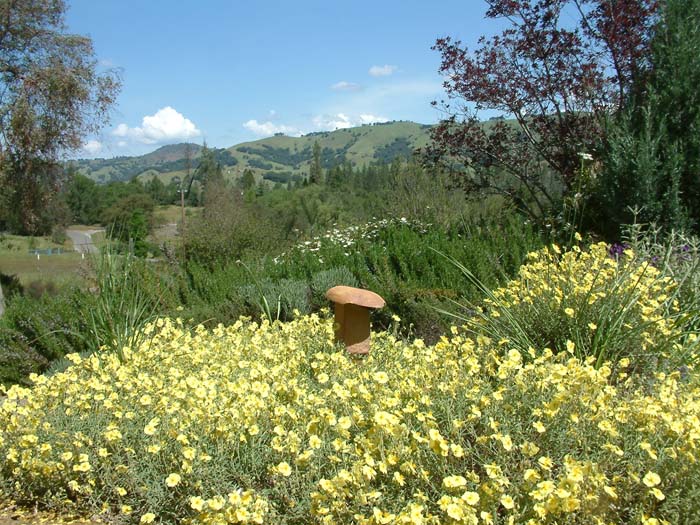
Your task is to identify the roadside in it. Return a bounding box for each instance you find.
[65,229,104,255]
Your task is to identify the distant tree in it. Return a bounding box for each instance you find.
[145,176,169,205]
[239,168,256,191]
[426,0,658,224]
[64,172,102,224]
[102,193,155,256]
[309,141,323,184]
[0,0,120,234]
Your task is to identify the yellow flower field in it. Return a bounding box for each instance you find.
[1,307,699,523]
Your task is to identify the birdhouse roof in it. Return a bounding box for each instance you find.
[325,286,386,309]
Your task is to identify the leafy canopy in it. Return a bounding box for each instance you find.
[426,0,658,224]
[0,0,120,234]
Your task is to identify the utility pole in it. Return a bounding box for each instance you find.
[180,143,192,261]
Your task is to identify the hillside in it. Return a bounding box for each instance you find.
[225,120,432,184]
[70,121,434,185]
[69,143,237,184]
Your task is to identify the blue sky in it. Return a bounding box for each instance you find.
[66,1,502,158]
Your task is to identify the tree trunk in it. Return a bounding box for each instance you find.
[0,280,5,317]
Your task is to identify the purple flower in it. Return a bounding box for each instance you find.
[608,242,629,259]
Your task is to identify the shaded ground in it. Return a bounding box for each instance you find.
[0,502,100,525]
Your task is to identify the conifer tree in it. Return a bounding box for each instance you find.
[309,141,323,184]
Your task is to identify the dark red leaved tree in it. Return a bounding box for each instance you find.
[425,0,658,222]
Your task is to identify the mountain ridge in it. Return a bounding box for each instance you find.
[70,120,434,185]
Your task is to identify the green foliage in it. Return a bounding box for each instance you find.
[102,193,156,256]
[0,272,24,300]
[593,0,700,236]
[0,288,94,385]
[622,222,700,334]
[240,278,311,322]
[447,241,698,374]
[0,0,120,234]
[374,137,413,163]
[86,249,164,362]
[182,185,283,267]
[309,141,323,184]
[238,168,256,190]
[309,267,358,308]
[64,172,103,224]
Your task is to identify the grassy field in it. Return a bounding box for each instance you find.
[0,211,193,285]
[0,235,85,286]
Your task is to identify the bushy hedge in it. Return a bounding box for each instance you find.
[177,214,543,341]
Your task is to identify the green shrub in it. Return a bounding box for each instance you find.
[448,241,698,374]
[0,272,23,299]
[309,267,358,308]
[0,288,94,385]
[622,224,700,333]
[87,249,163,361]
[240,278,310,321]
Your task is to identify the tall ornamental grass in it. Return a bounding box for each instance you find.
[86,249,162,362]
[446,240,699,373]
[1,314,699,524]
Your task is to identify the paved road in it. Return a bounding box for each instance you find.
[66,229,103,254]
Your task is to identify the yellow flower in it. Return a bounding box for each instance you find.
[523,469,540,483]
[443,475,467,489]
[461,491,480,505]
[309,435,322,449]
[500,494,515,509]
[373,371,389,384]
[564,308,575,317]
[445,503,464,521]
[208,496,225,511]
[650,488,665,501]
[189,496,205,511]
[642,471,661,488]
[165,473,181,487]
[276,461,292,477]
[538,456,553,470]
[140,513,156,524]
[603,485,617,499]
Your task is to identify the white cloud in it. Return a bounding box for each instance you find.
[312,112,388,131]
[331,81,362,91]
[243,119,302,137]
[82,140,103,156]
[359,113,388,124]
[369,64,398,77]
[112,106,201,145]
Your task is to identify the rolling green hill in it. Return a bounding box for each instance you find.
[68,143,239,184]
[71,121,434,185]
